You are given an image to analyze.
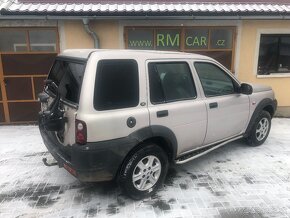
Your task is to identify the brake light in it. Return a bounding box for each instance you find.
[75,119,87,145]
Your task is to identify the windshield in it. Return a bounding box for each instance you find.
[47,58,86,104]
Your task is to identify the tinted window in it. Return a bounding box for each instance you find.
[0,31,27,52]
[29,30,57,52]
[148,62,196,104]
[194,62,235,97]
[94,60,139,110]
[210,29,233,49]
[48,59,85,104]
[258,34,290,75]
[127,29,154,50]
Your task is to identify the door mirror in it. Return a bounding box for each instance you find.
[240,83,253,95]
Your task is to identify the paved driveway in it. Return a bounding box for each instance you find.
[0,118,290,218]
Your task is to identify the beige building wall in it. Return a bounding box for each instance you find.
[91,20,120,49]
[63,20,94,49]
[238,20,290,116]
[61,19,290,116]
[62,20,120,49]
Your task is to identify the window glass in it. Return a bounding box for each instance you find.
[210,29,233,49]
[127,29,154,50]
[194,62,235,97]
[94,60,139,110]
[0,31,27,52]
[156,29,180,50]
[258,34,290,75]
[185,29,209,49]
[29,30,57,52]
[48,59,85,104]
[148,62,196,104]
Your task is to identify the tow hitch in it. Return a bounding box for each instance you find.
[42,157,58,167]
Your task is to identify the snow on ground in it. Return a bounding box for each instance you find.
[0,118,290,218]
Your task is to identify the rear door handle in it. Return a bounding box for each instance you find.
[157,110,168,118]
[209,102,218,109]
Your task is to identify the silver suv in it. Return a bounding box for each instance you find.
[38,49,277,199]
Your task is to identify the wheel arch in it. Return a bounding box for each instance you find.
[127,125,178,161]
[244,98,277,137]
[115,126,177,181]
[263,104,275,118]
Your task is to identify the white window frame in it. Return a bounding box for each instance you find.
[254,29,290,78]
[14,43,56,52]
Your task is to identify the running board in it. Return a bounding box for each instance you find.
[175,135,243,164]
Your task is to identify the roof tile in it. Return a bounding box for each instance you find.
[1,0,290,15]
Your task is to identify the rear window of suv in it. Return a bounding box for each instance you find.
[48,58,86,104]
[94,59,139,111]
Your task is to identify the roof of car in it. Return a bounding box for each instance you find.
[60,49,211,61]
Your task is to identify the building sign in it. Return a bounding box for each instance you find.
[127,29,153,50]
[125,26,235,71]
[156,29,180,50]
[210,29,233,49]
[126,27,233,50]
[185,29,208,49]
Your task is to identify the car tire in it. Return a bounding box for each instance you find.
[247,110,271,146]
[118,143,169,200]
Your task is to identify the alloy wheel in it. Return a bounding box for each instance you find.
[132,155,161,191]
[256,118,269,141]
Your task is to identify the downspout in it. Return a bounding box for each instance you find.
[82,18,99,48]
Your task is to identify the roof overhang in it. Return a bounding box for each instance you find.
[1,1,290,19]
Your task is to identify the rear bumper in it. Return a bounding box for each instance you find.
[39,128,138,182]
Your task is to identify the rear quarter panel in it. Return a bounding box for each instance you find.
[77,52,150,142]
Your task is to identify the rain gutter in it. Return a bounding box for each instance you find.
[0,15,290,20]
[82,18,99,49]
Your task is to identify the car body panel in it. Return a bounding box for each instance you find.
[203,94,250,144]
[38,49,277,183]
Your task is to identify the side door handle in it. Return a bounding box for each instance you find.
[157,110,168,118]
[209,102,218,109]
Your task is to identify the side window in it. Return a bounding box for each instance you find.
[94,59,139,110]
[148,62,196,104]
[194,62,236,97]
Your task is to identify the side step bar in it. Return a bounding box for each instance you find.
[175,135,243,164]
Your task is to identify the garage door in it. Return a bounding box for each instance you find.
[0,28,58,124]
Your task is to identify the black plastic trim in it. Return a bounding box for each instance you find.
[209,102,218,109]
[55,56,87,64]
[157,110,168,117]
[40,122,178,182]
[40,125,139,182]
[129,125,178,160]
[244,98,277,137]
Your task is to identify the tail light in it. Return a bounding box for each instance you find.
[75,119,87,145]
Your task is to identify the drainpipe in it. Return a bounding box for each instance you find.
[82,18,99,48]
